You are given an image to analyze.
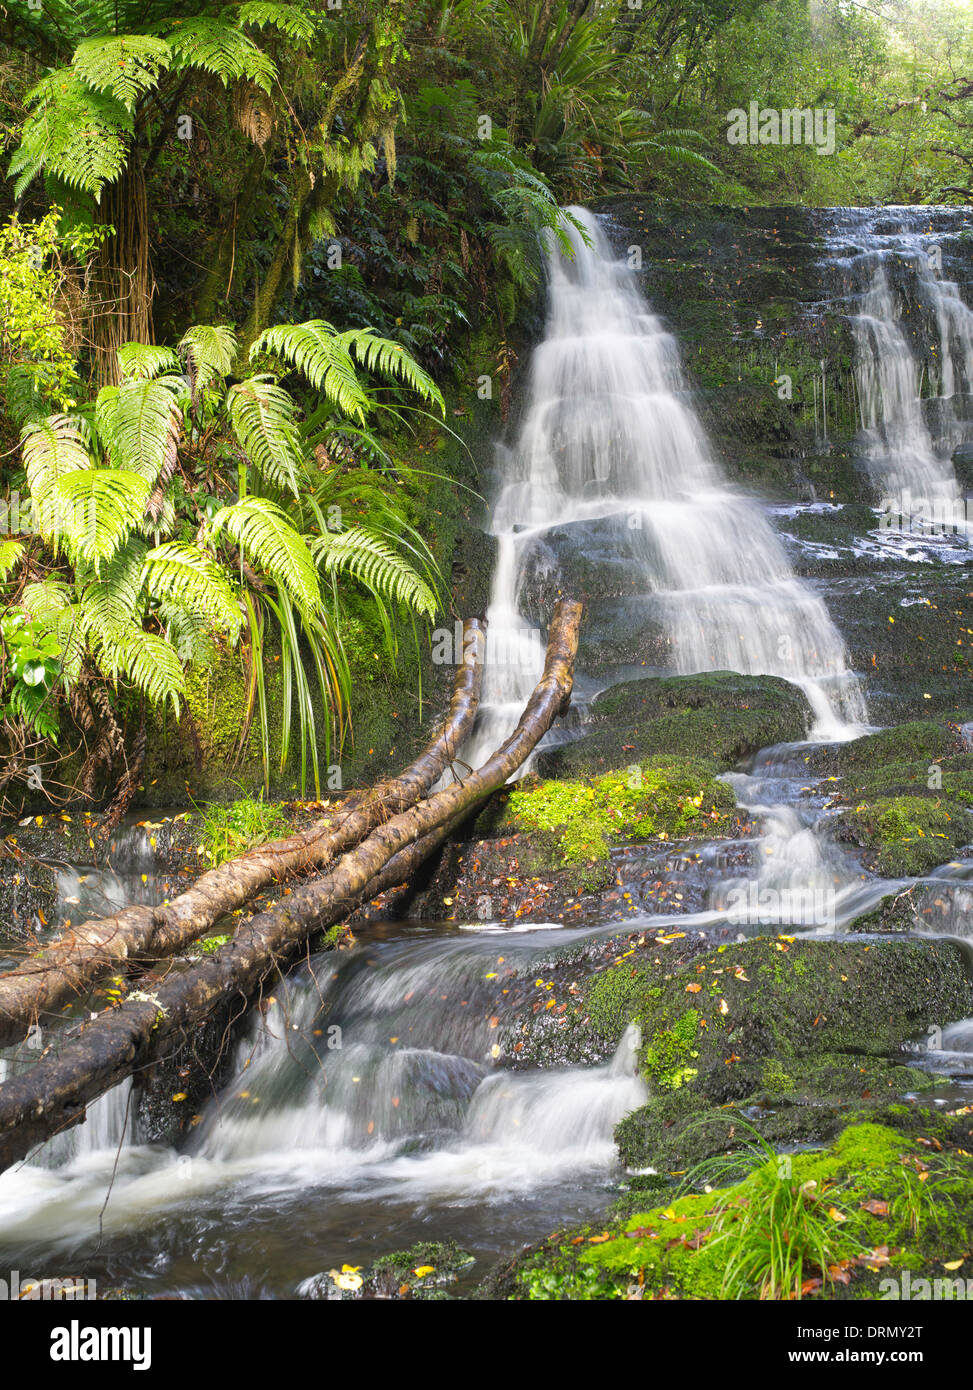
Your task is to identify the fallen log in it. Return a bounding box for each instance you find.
[0,599,581,1170]
[0,619,486,1050]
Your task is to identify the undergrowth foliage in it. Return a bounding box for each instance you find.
[1,314,445,804]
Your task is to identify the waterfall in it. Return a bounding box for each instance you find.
[822,207,973,514]
[466,206,865,767]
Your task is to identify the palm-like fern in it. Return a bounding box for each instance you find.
[8,3,313,201]
[10,318,446,789]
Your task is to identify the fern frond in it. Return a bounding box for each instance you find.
[226,376,304,497]
[117,342,180,381]
[143,541,243,639]
[0,541,24,581]
[336,328,445,416]
[231,2,316,40]
[167,18,276,93]
[179,324,237,394]
[117,630,186,711]
[311,527,438,618]
[72,34,172,109]
[10,69,132,198]
[79,540,146,646]
[20,578,72,626]
[252,321,444,421]
[96,377,183,488]
[210,497,320,616]
[22,415,92,535]
[52,469,151,569]
[157,600,217,667]
[251,321,373,423]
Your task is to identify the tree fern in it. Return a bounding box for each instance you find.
[142,542,243,639]
[72,34,172,109]
[210,496,321,616]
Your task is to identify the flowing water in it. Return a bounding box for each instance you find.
[820,207,973,512]
[2,208,973,1296]
[465,206,866,768]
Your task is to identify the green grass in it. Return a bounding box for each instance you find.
[196,792,290,866]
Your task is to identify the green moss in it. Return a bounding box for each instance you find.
[835,795,973,876]
[643,1009,701,1091]
[501,757,735,873]
[585,961,656,1039]
[500,1120,973,1301]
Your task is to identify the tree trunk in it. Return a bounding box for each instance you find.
[0,601,581,1170]
[91,154,155,385]
[0,620,486,1050]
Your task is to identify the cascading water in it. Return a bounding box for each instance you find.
[820,207,973,511]
[466,207,865,768]
[0,923,647,1294]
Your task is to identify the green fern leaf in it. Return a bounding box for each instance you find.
[10,70,132,198]
[210,497,321,616]
[73,35,172,110]
[117,342,180,381]
[96,377,183,487]
[167,18,276,93]
[179,324,238,394]
[311,528,437,619]
[226,376,304,497]
[232,3,316,40]
[52,469,151,569]
[142,541,243,639]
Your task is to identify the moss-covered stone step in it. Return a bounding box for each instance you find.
[811,719,973,875]
[485,1116,973,1300]
[534,672,812,780]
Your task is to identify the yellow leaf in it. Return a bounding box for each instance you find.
[413,1265,435,1277]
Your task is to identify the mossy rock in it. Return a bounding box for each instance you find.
[577,934,972,1170]
[490,1119,973,1301]
[492,756,737,869]
[633,937,972,1077]
[534,673,811,779]
[831,795,973,876]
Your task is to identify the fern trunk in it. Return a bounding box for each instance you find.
[0,619,486,1050]
[91,155,155,385]
[0,601,581,1170]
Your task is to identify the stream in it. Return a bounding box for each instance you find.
[1,205,972,1297]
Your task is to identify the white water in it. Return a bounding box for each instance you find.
[466,207,865,767]
[0,930,646,1263]
[824,208,973,510]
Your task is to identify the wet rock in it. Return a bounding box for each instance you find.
[611,934,973,1170]
[534,672,812,779]
[299,1241,474,1300]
